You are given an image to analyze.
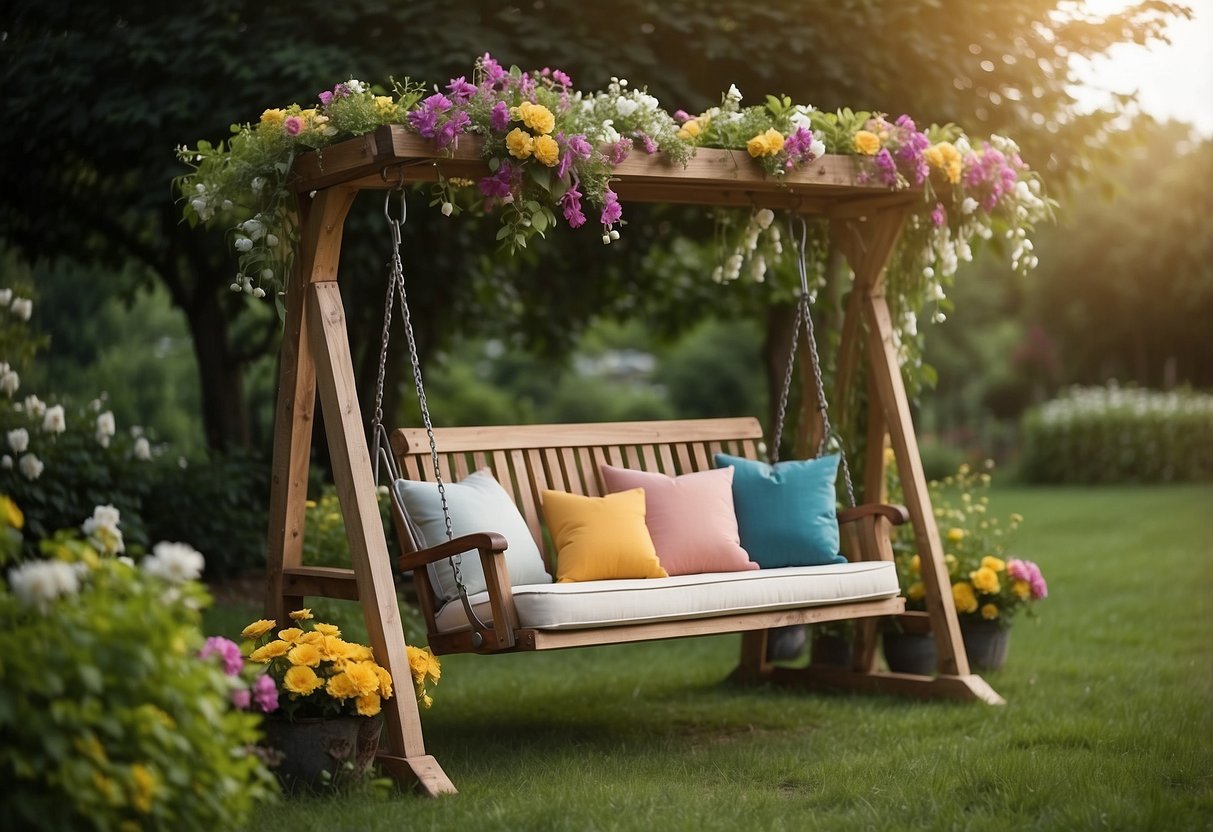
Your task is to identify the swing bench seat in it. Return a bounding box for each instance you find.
[389,416,907,657]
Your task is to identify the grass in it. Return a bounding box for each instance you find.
[216,483,1213,831]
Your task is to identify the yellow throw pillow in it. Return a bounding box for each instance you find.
[541,488,668,583]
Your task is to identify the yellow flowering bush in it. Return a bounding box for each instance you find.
[892,461,1047,627]
[243,610,440,719]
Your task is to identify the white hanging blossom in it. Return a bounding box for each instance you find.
[9,297,32,321]
[82,504,125,555]
[0,368,18,397]
[0,288,11,305]
[95,411,116,448]
[7,428,29,454]
[8,559,80,611]
[142,542,205,583]
[23,395,46,417]
[41,404,66,435]
[133,436,152,461]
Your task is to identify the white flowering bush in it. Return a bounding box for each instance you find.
[0,500,277,830]
[1021,384,1213,483]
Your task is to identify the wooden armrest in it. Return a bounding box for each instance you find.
[396,531,508,572]
[837,503,910,526]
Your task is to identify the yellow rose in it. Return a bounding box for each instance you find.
[505,127,535,160]
[287,642,322,667]
[981,556,1006,572]
[407,645,441,684]
[970,566,1000,594]
[923,144,944,169]
[319,636,356,661]
[853,130,881,155]
[0,495,24,529]
[1012,579,1031,600]
[355,692,382,717]
[259,108,286,129]
[241,619,277,640]
[298,631,324,645]
[313,623,341,636]
[345,662,382,696]
[288,608,313,621]
[676,119,702,140]
[374,664,394,698]
[326,672,360,700]
[980,603,1000,620]
[248,640,291,663]
[373,95,396,117]
[533,134,560,167]
[348,644,374,662]
[283,665,323,696]
[909,554,921,574]
[907,581,925,602]
[952,581,978,614]
[513,101,556,135]
[946,527,965,543]
[747,128,785,158]
[277,627,304,643]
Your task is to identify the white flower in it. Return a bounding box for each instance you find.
[809,138,826,160]
[7,428,29,454]
[252,287,266,299]
[83,504,124,555]
[637,93,660,111]
[18,453,43,480]
[600,120,620,144]
[22,395,44,417]
[41,404,66,435]
[233,236,254,253]
[134,437,151,463]
[346,79,367,95]
[961,197,979,215]
[265,234,279,248]
[10,298,32,321]
[0,288,11,305]
[614,96,639,118]
[241,219,264,238]
[8,559,79,611]
[441,202,454,217]
[755,208,775,230]
[726,84,743,103]
[142,541,205,583]
[96,411,115,447]
[250,176,266,192]
[0,370,18,396]
[0,455,10,469]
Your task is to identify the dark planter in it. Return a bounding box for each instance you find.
[881,630,937,675]
[881,620,1012,674]
[261,714,383,792]
[810,633,852,668]
[960,619,1011,671]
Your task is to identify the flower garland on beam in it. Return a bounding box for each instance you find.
[175,52,1052,313]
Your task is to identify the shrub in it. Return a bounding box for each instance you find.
[1021,384,1213,483]
[0,503,277,830]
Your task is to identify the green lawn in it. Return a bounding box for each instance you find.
[229,484,1213,831]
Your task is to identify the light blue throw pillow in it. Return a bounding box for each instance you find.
[394,469,552,603]
[713,453,845,568]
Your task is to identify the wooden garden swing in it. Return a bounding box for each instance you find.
[263,125,1003,798]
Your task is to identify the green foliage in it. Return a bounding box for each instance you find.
[1021,384,1213,484]
[0,523,276,830]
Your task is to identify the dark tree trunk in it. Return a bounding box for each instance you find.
[184,286,251,451]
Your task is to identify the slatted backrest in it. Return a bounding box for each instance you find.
[390,418,765,572]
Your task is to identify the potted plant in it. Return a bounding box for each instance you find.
[886,461,1048,672]
[240,611,441,791]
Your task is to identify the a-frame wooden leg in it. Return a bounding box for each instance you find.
[307,280,457,795]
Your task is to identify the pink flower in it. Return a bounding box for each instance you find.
[446,76,477,102]
[931,202,947,227]
[600,187,622,227]
[283,116,304,136]
[561,181,586,228]
[199,636,243,676]
[318,90,333,107]
[253,674,279,712]
[605,139,631,166]
[636,132,658,154]
[1008,558,1048,599]
[230,688,251,709]
[673,109,692,124]
[490,101,510,133]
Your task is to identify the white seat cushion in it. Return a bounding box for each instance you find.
[433,560,899,633]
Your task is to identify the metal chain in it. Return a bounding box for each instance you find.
[370,191,402,485]
[770,301,801,464]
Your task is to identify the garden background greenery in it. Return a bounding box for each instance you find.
[1,1,1210,829]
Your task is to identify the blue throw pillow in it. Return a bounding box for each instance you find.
[713,453,845,568]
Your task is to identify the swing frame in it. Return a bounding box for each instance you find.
[264,125,1000,798]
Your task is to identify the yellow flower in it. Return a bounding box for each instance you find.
[289,608,313,621]
[283,665,323,696]
[375,664,394,698]
[946,527,965,543]
[348,644,374,662]
[277,627,304,643]
[952,581,978,614]
[355,692,382,717]
[746,128,785,158]
[505,127,535,160]
[676,119,703,140]
[513,101,555,135]
[326,672,360,700]
[970,566,1001,594]
[981,556,1006,572]
[241,619,277,640]
[345,662,382,696]
[533,134,560,167]
[407,645,442,684]
[287,642,322,667]
[944,553,958,575]
[909,554,921,574]
[319,636,357,661]
[980,603,1000,620]
[129,764,156,814]
[313,622,341,637]
[907,581,925,601]
[259,108,286,129]
[1012,579,1031,600]
[298,631,324,645]
[924,141,962,183]
[853,130,881,155]
[248,640,291,662]
[374,95,396,117]
[0,495,24,529]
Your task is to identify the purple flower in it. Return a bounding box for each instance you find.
[873,148,898,186]
[447,76,477,102]
[480,53,508,87]
[199,636,243,677]
[436,110,470,149]
[561,181,586,228]
[478,162,515,203]
[605,139,631,166]
[782,127,820,169]
[420,93,452,113]
[636,132,658,154]
[673,109,692,124]
[931,202,947,227]
[540,67,573,88]
[318,90,334,107]
[408,109,438,138]
[566,134,593,159]
[490,101,511,132]
[253,674,279,712]
[230,688,251,710]
[600,187,622,227]
[1009,558,1048,599]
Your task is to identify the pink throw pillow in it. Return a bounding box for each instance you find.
[599,464,757,575]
